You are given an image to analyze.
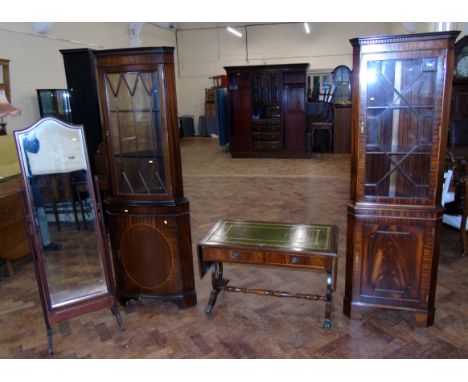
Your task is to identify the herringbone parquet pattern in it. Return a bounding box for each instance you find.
[1,138,467,358]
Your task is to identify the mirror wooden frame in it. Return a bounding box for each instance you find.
[14,117,124,355]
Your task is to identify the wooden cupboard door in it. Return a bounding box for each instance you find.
[228,72,252,151]
[360,223,424,303]
[110,215,180,294]
[228,73,252,151]
[283,84,306,151]
[253,71,281,105]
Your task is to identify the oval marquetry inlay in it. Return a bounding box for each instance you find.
[120,224,173,289]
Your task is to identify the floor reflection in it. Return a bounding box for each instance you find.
[42,221,107,307]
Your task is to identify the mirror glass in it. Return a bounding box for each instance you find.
[16,119,107,308]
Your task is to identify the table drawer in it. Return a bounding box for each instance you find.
[252,132,280,142]
[253,142,281,151]
[203,248,265,264]
[266,252,329,270]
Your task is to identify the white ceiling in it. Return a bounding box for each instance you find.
[151,22,292,31]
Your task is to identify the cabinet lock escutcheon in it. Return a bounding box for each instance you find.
[360,121,366,134]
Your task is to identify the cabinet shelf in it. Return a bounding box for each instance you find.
[366,105,434,111]
[109,109,161,113]
[114,150,164,159]
[365,144,432,155]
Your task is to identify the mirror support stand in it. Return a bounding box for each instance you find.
[47,324,54,356]
[14,118,125,355]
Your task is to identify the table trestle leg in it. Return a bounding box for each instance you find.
[322,272,333,329]
[205,262,229,315]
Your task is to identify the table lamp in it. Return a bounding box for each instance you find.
[0,88,21,135]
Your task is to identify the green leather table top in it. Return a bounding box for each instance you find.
[205,220,337,253]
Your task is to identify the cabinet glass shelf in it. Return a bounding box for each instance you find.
[109,109,161,113]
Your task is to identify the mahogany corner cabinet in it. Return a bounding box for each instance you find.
[94,47,196,308]
[343,31,460,326]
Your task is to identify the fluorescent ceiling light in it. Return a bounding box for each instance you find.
[304,23,310,34]
[227,26,243,38]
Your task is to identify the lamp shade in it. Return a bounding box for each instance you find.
[0,89,21,118]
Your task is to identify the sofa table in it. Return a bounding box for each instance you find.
[197,220,338,328]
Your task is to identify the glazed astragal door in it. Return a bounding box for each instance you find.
[359,51,444,205]
[103,69,172,199]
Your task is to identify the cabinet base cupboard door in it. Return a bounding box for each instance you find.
[106,199,196,308]
[343,31,460,326]
[95,47,196,308]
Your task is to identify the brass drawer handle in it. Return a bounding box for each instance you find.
[232,251,240,260]
[291,256,299,264]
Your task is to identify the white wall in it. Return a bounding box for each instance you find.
[3,21,466,136]
[0,22,176,133]
[175,22,435,133]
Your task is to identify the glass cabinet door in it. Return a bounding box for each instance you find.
[37,89,72,123]
[103,71,167,196]
[362,55,438,201]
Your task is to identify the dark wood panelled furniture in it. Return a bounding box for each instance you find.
[94,47,196,308]
[344,31,460,327]
[60,49,102,173]
[225,64,309,158]
[198,220,338,328]
[449,36,468,147]
[0,176,30,275]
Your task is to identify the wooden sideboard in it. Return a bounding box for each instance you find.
[0,176,30,275]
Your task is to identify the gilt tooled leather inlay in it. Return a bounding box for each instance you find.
[206,221,332,251]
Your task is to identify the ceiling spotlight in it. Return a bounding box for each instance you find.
[227,27,243,38]
[304,23,310,34]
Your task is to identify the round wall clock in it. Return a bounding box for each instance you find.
[455,36,468,78]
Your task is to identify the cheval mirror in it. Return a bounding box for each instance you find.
[14,117,124,355]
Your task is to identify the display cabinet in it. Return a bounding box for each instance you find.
[344,31,459,326]
[94,47,196,308]
[36,89,72,123]
[225,64,309,157]
[0,59,11,103]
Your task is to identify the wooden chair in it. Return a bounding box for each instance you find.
[308,84,336,153]
[38,173,80,231]
[442,157,468,256]
[460,181,468,255]
[443,180,468,256]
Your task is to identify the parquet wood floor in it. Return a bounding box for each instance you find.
[1,138,467,358]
